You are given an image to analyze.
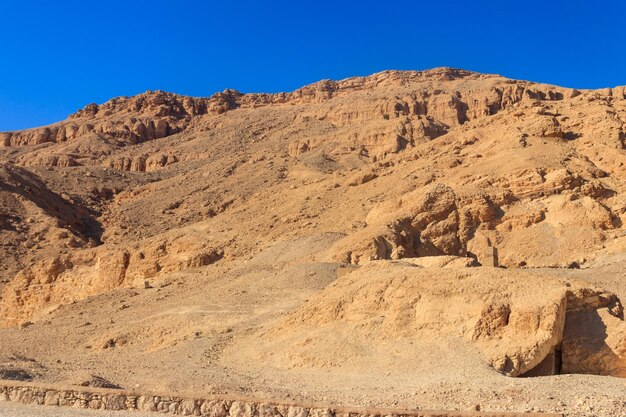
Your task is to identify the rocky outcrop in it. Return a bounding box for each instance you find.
[0,118,179,148]
[0,91,211,148]
[256,264,625,378]
[331,160,621,268]
[21,154,80,168]
[0,233,225,326]
[331,184,506,265]
[106,153,179,172]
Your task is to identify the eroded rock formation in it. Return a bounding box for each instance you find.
[254,263,625,377]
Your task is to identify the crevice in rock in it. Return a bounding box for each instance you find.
[519,291,625,378]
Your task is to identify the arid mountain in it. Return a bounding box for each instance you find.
[1,68,625,416]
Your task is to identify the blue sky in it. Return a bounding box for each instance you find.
[1,0,625,131]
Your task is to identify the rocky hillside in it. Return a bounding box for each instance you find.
[2,67,625,322]
[0,67,625,416]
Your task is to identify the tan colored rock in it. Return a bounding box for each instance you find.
[332,183,465,264]
[104,394,126,410]
[250,264,624,377]
[346,171,378,186]
[257,403,281,417]
[200,400,228,417]
[43,391,60,406]
[229,401,254,417]
[136,395,157,412]
[287,406,309,417]
[180,399,198,416]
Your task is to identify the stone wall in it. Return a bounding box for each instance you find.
[0,380,561,417]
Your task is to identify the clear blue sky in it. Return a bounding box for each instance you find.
[1,0,625,131]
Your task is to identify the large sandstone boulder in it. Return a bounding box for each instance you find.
[249,263,625,377]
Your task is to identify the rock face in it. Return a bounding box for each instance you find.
[330,176,619,268]
[0,235,224,326]
[1,91,209,148]
[331,184,467,264]
[105,153,179,172]
[253,263,625,377]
